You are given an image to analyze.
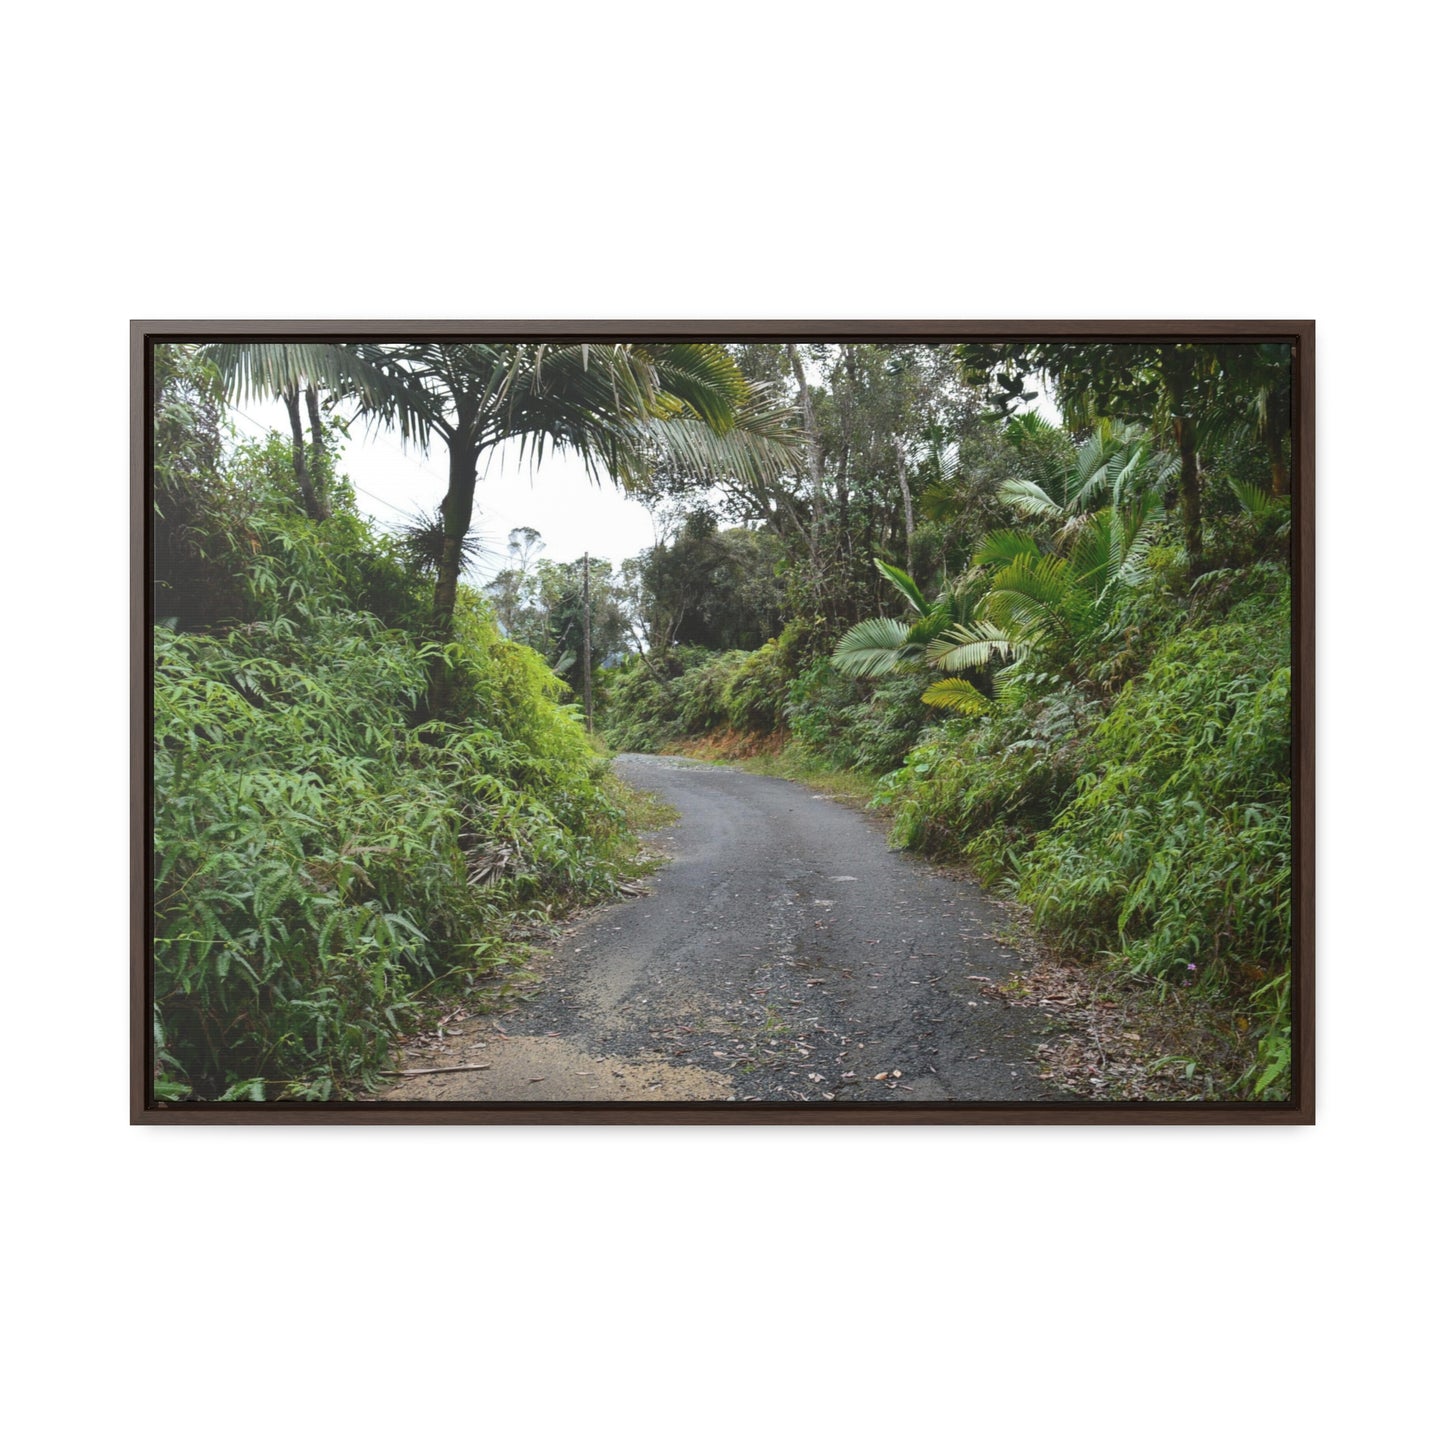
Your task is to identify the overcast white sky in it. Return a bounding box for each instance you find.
[228,395,663,583]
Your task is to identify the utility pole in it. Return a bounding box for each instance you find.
[581,552,593,732]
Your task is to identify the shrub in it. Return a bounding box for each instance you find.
[675,649,749,733]
[1016,586,1291,992]
[724,638,791,733]
[880,683,1101,885]
[599,616,836,755]
[787,659,930,774]
[153,510,626,1100]
[595,663,680,754]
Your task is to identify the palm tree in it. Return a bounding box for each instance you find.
[960,342,1231,575]
[208,340,800,699]
[935,494,1163,669]
[996,414,1172,540]
[831,560,998,715]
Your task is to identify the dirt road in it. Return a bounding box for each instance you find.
[383,754,1063,1105]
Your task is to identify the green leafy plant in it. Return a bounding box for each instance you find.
[152,416,633,1099]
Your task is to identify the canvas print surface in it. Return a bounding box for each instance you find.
[142,329,1305,1118]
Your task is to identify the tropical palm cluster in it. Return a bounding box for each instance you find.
[833,417,1175,711]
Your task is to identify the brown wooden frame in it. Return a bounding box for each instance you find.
[132,320,1314,1125]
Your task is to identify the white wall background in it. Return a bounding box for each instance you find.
[5,3,1438,1441]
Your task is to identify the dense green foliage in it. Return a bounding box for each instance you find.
[152,351,629,1100]
[784,661,931,774]
[626,510,788,653]
[882,684,1102,885]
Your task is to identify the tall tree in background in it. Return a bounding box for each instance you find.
[627,510,787,655]
[486,526,546,638]
[534,555,628,692]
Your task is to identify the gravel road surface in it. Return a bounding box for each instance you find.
[383,754,1063,1105]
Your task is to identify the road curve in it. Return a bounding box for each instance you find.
[384,754,1063,1104]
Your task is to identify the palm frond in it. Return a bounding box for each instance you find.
[974,529,1043,570]
[1064,512,1118,599]
[1104,436,1152,507]
[205,342,446,451]
[1003,411,1064,454]
[642,382,802,489]
[874,558,929,616]
[983,554,1076,636]
[925,620,1022,673]
[998,477,1065,520]
[832,616,912,678]
[920,677,990,715]
[1112,495,1166,587]
[1068,425,1115,508]
[1229,476,1279,520]
[902,608,949,648]
[486,344,657,485]
[639,342,751,431]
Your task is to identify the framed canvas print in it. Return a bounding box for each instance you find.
[132,321,1313,1124]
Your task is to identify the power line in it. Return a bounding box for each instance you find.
[223,399,628,585]
[228,399,543,537]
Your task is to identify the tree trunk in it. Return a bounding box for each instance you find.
[433,440,480,633]
[895,436,915,575]
[304,384,330,519]
[1161,352,1205,576]
[1269,446,1288,498]
[1266,398,1290,497]
[1174,413,1204,575]
[834,348,857,595]
[628,622,667,683]
[428,435,481,710]
[787,345,826,559]
[581,552,593,732]
[283,385,322,520]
